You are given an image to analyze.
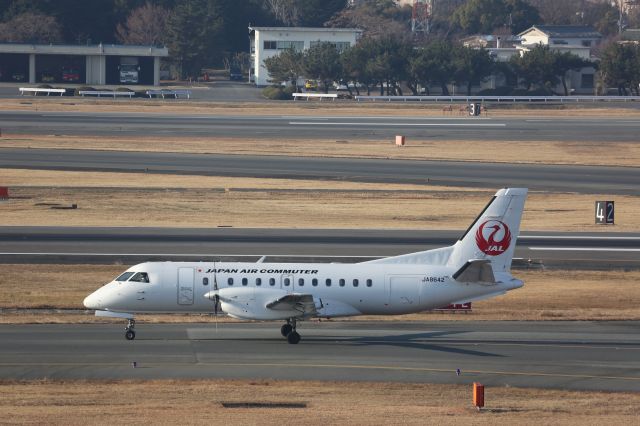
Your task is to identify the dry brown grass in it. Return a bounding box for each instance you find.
[2,170,640,230]
[3,97,640,118]
[0,379,638,425]
[3,134,640,167]
[1,265,639,321]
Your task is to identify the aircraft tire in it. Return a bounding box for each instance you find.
[125,329,136,340]
[281,324,293,337]
[287,331,301,344]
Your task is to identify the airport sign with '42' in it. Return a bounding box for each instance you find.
[595,201,614,225]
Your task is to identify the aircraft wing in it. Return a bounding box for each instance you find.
[266,293,320,317]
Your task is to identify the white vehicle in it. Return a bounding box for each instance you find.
[84,188,527,344]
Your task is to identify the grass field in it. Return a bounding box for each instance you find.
[1,265,638,322]
[2,169,640,230]
[1,379,638,425]
[2,134,640,167]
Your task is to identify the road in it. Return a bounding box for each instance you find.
[0,321,638,392]
[1,227,638,269]
[1,111,640,142]
[1,147,638,194]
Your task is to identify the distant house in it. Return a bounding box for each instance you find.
[458,25,601,95]
[518,25,602,58]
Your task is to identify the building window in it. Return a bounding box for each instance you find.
[339,279,345,287]
[242,278,248,286]
[269,278,276,286]
[309,41,351,53]
[298,278,304,286]
[256,278,262,286]
[353,279,359,287]
[264,40,277,50]
[366,279,373,287]
[312,278,318,286]
[228,277,233,286]
[582,40,592,47]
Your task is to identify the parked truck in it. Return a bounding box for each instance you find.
[119,57,139,84]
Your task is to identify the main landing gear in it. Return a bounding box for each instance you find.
[125,318,136,340]
[280,319,301,344]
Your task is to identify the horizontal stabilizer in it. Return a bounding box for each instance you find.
[452,259,496,284]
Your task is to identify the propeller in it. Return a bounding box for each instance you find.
[212,265,220,332]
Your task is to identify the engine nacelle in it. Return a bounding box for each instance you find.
[204,287,302,320]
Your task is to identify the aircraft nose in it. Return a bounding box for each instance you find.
[83,291,101,310]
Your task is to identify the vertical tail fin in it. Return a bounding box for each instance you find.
[448,188,528,273]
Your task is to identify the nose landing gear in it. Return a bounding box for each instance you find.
[281,318,301,344]
[125,319,136,340]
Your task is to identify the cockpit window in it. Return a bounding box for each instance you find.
[115,272,134,282]
[129,272,150,283]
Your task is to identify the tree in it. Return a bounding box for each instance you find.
[116,2,170,46]
[326,0,410,38]
[303,42,342,93]
[553,51,592,95]
[263,47,304,89]
[340,38,378,95]
[453,46,495,95]
[0,11,62,43]
[599,43,640,95]
[412,39,457,95]
[451,0,539,35]
[510,44,559,92]
[263,0,345,26]
[166,0,223,78]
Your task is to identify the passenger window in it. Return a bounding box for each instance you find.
[228,277,234,286]
[298,278,304,286]
[366,279,373,287]
[284,278,290,286]
[339,279,345,287]
[256,278,262,286]
[312,278,318,287]
[129,272,149,283]
[203,277,209,286]
[353,279,359,287]
[242,278,248,286]
[326,279,331,287]
[115,272,134,282]
[269,278,275,286]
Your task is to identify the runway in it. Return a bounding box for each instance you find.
[0,321,638,392]
[2,147,639,194]
[1,227,639,269]
[2,111,640,142]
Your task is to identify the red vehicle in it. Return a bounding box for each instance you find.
[62,67,80,82]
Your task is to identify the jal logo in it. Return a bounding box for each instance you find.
[475,220,512,256]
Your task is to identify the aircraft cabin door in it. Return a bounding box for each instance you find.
[281,274,294,294]
[177,267,195,305]
[386,275,421,311]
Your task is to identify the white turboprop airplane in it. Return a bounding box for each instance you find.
[84,188,527,344]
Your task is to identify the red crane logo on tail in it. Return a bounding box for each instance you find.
[475,220,512,256]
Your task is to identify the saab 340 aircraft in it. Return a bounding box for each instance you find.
[84,188,527,344]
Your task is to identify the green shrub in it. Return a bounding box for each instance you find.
[476,87,513,96]
[262,85,294,100]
